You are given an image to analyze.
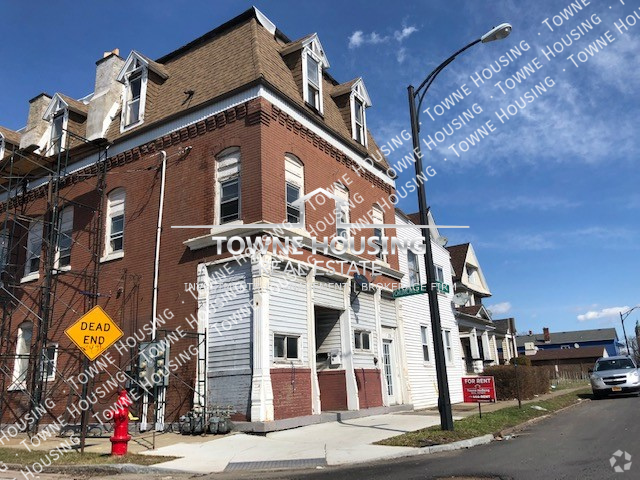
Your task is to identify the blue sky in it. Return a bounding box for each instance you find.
[1,1,638,339]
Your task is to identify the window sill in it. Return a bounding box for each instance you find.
[20,273,40,284]
[120,119,144,133]
[7,383,26,392]
[272,359,304,366]
[210,220,244,234]
[52,265,72,275]
[100,251,124,263]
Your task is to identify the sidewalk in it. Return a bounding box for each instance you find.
[145,412,445,473]
[145,385,589,474]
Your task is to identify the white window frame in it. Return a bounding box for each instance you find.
[334,183,350,242]
[215,147,241,225]
[120,59,148,132]
[354,330,371,352]
[43,342,58,382]
[420,325,430,362]
[55,206,73,271]
[302,48,323,114]
[285,154,304,226]
[273,333,300,361]
[23,218,43,281]
[372,206,385,261]
[407,250,420,286]
[49,108,69,156]
[0,133,5,159]
[11,321,33,390]
[443,329,453,364]
[102,189,125,262]
[351,94,367,146]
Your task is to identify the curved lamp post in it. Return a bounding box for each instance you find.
[620,306,640,354]
[407,23,512,431]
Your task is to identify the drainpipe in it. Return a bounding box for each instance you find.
[151,150,167,340]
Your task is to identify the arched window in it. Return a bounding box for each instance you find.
[285,154,304,225]
[12,321,33,388]
[334,183,349,240]
[371,205,385,261]
[56,206,74,268]
[216,148,241,224]
[105,189,125,259]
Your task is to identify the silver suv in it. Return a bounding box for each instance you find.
[590,355,640,399]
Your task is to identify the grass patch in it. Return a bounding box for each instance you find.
[377,388,590,448]
[0,447,175,466]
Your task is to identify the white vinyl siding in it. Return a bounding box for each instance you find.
[379,297,397,328]
[395,213,464,408]
[314,277,344,310]
[269,267,308,365]
[351,292,377,369]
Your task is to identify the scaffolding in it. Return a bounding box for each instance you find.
[0,129,109,433]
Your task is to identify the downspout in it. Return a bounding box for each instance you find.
[151,150,167,340]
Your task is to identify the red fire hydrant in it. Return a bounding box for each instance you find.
[104,390,133,456]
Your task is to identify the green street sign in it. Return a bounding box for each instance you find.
[392,282,450,298]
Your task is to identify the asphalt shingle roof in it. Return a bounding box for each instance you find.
[516,328,618,347]
[446,243,469,281]
[528,345,606,361]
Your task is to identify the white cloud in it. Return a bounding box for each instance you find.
[396,47,407,64]
[348,31,364,49]
[394,26,418,42]
[348,30,389,49]
[577,306,629,322]
[488,302,512,315]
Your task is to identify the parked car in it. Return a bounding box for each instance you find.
[589,355,640,399]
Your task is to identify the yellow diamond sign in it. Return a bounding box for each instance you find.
[65,306,124,361]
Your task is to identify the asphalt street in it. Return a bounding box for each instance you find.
[212,393,640,480]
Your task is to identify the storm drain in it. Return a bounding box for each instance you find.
[225,457,327,471]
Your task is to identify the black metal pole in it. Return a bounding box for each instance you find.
[621,312,630,354]
[408,85,454,431]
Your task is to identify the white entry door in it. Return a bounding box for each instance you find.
[382,339,396,404]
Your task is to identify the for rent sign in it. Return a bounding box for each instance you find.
[462,376,497,403]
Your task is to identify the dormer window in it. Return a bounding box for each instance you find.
[117,51,169,132]
[305,53,321,111]
[122,59,147,129]
[350,80,371,146]
[50,110,67,154]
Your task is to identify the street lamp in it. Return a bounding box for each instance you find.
[620,306,640,354]
[407,23,512,431]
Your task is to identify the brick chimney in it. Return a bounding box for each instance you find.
[20,93,52,151]
[86,51,125,140]
[543,327,550,343]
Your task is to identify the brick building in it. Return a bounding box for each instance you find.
[0,8,414,430]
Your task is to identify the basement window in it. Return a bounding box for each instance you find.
[354,331,371,351]
[274,334,299,360]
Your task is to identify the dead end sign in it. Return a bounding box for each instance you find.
[65,305,124,361]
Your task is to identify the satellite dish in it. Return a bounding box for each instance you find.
[436,236,448,247]
[452,292,470,306]
[353,274,370,292]
[574,343,580,349]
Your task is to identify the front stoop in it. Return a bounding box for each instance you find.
[232,404,414,433]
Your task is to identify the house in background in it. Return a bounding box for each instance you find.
[394,211,465,408]
[517,328,621,357]
[526,346,607,379]
[493,317,518,364]
[447,243,501,373]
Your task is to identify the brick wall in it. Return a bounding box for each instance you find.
[270,368,312,420]
[317,370,347,411]
[355,369,383,409]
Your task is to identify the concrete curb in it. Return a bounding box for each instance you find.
[3,462,190,476]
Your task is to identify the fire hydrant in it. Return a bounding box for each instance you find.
[104,390,133,456]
